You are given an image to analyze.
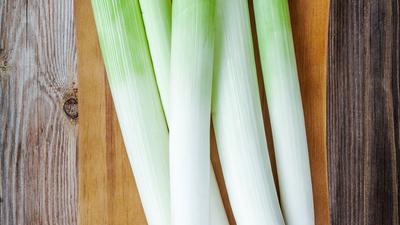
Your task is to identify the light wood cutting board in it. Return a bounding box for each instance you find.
[77,0,330,224]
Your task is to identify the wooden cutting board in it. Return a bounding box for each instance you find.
[77,0,330,224]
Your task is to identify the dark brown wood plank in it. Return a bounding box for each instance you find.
[328,0,400,224]
[0,0,78,224]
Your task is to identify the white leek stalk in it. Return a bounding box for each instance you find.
[139,1,229,224]
[91,0,169,224]
[212,0,285,224]
[253,0,315,225]
[170,1,216,225]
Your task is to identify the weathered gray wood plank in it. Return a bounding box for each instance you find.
[0,0,77,224]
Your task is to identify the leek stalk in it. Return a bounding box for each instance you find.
[169,1,216,225]
[212,0,285,224]
[253,0,315,224]
[91,0,170,224]
[139,1,229,224]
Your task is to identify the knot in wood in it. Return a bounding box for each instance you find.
[0,59,7,72]
[63,97,78,120]
[0,48,9,72]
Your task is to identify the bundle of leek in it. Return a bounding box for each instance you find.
[253,0,315,224]
[212,0,285,224]
[92,0,315,224]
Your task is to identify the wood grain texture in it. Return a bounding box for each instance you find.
[0,0,77,225]
[328,0,400,225]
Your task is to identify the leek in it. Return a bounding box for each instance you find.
[137,0,171,119]
[169,1,216,225]
[138,1,229,224]
[212,0,285,224]
[253,0,315,224]
[91,0,170,224]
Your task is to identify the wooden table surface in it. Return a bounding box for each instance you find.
[0,0,399,225]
